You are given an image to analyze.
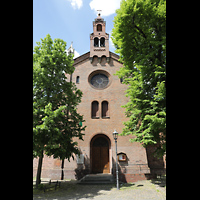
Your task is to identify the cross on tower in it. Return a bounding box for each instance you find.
[97,10,102,16]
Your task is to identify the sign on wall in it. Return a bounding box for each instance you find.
[76,154,84,164]
[117,153,127,162]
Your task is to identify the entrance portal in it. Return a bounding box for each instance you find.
[91,134,110,173]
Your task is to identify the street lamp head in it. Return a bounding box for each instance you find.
[113,129,118,140]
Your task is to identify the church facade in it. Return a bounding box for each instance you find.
[33,14,165,183]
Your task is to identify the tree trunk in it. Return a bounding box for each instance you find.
[36,150,44,187]
[61,159,64,180]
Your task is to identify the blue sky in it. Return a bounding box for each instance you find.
[33,0,121,58]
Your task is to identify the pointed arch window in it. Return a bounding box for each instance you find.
[92,101,99,118]
[102,101,109,118]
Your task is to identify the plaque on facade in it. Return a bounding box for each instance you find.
[76,154,84,164]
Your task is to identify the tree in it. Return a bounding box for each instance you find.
[111,0,166,158]
[33,34,86,186]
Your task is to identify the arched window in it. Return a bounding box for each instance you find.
[76,76,80,84]
[102,101,109,118]
[92,101,99,118]
[100,37,105,47]
[97,24,102,31]
[94,37,99,47]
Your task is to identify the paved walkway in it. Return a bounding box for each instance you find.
[33,179,166,200]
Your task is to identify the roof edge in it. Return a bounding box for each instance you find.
[73,51,122,66]
[109,51,121,63]
[73,51,90,66]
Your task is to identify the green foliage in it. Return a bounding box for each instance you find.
[112,0,166,158]
[33,34,86,161]
[37,184,44,190]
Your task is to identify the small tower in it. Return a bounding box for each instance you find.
[90,12,110,63]
[67,42,75,56]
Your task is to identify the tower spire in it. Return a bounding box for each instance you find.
[67,41,74,56]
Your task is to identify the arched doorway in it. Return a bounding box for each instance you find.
[90,134,110,174]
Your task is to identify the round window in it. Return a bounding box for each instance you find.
[88,70,111,89]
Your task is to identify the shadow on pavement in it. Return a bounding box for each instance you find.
[33,178,166,199]
[150,175,166,187]
[34,180,115,200]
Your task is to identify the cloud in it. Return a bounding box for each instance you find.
[68,0,83,9]
[109,33,115,48]
[89,0,121,17]
[73,50,80,59]
[108,30,117,53]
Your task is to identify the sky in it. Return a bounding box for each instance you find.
[33,0,121,58]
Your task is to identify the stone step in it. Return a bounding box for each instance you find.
[83,174,114,180]
[78,174,115,185]
[78,180,115,184]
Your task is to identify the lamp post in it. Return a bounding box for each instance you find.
[113,129,119,190]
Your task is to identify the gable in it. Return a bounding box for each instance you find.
[73,51,122,67]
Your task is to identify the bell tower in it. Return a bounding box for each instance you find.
[90,12,110,63]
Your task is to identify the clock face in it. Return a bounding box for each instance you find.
[90,73,109,89]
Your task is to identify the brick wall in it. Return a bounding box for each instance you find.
[33,54,153,182]
[33,54,163,182]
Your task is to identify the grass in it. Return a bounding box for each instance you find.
[33,179,79,196]
[119,183,137,191]
[33,181,63,195]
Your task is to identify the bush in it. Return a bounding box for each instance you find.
[37,184,44,190]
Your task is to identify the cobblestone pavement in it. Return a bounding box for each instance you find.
[33,179,166,200]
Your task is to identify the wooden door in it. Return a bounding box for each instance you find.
[92,147,101,173]
[92,137,109,173]
[101,147,109,173]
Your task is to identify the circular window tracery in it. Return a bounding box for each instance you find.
[91,74,109,88]
[88,70,111,89]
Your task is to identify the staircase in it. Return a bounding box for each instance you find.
[78,174,115,185]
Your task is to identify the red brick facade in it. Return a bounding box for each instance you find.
[33,14,165,182]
